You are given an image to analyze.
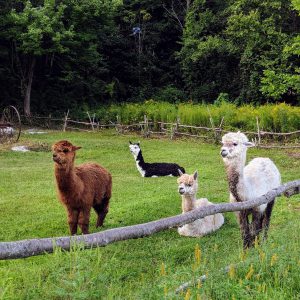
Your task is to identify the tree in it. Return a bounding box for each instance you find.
[2,0,74,115]
[0,0,122,115]
[226,0,295,103]
[179,0,236,102]
[260,0,300,103]
[112,0,185,102]
[54,0,121,109]
[179,0,299,104]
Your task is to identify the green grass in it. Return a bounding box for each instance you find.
[0,130,299,299]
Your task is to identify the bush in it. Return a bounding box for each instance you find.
[93,101,300,132]
[154,86,187,103]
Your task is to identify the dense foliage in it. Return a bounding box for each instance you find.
[0,0,299,115]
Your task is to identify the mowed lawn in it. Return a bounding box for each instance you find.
[0,130,299,299]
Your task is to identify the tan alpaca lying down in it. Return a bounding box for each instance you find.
[177,170,224,237]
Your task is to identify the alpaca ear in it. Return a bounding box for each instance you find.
[137,141,140,146]
[193,170,198,180]
[178,169,184,176]
[129,141,132,144]
[243,141,255,148]
[72,146,82,151]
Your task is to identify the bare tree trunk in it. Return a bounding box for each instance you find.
[0,180,299,260]
[24,57,36,116]
[186,0,191,11]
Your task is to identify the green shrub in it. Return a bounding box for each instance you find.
[93,101,300,132]
[154,85,187,103]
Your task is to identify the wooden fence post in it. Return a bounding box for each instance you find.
[171,117,180,139]
[46,114,52,129]
[170,123,174,139]
[207,107,219,144]
[160,121,164,134]
[215,116,224,142]
[143,115,150,137]
[256,116,261,147]
[87,111,94,131]
[63,110,69,132]
[116,115,122,134]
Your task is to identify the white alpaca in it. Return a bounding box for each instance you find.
[220,131,281,248]
[177,170,224,237]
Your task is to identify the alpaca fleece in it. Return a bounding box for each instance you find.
[129,141,185,177]
[177,170,224,237]
[221,131,281,248]
[52,140,112,235]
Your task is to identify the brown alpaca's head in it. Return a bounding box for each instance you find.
[52,140,81,167]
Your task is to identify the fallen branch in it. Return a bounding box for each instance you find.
[174,262,245,294]
[0,180,299,260]
[174,266,230,294]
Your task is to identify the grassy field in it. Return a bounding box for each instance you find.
[0,130,299,299]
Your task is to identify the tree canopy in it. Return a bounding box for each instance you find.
[0,0,299,115]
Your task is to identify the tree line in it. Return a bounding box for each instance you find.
[0,0,299,116]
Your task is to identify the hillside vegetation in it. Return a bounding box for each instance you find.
[1,1,300,115]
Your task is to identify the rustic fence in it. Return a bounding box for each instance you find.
[136,116,300,149]
[21,113,300,148]
[0,179,299,260]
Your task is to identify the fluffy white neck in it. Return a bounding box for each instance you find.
[132,150,142,161]
[181,194,197,213]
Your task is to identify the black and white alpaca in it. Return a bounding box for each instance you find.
[129,141,185,177]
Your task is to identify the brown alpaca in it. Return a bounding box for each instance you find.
[52,140,112,235]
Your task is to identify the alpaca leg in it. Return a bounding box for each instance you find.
[238,210,251,248]
[262,199,275,240]
[251,210,264,245]
[67,208,79,235]
[78,208,91,234]
[94,196,110,227]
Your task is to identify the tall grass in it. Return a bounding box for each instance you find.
[94,101,300,132]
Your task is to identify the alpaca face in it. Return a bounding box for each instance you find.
[177,171,198,196]
[220,132,253,161]
[129,141,141,158]
[52,140,81,166]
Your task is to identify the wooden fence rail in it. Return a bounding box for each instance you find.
[0,179,299,260]
[21,113,300,148]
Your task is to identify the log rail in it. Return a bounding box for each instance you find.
[0,179,299,260]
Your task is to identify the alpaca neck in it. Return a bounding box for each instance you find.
[134,150,145,166]
[181,194,197,213]
[55,164,77,192]
[225,157,246,202]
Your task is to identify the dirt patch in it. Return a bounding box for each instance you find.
[0,141,51,152]
[27,142,51,152]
